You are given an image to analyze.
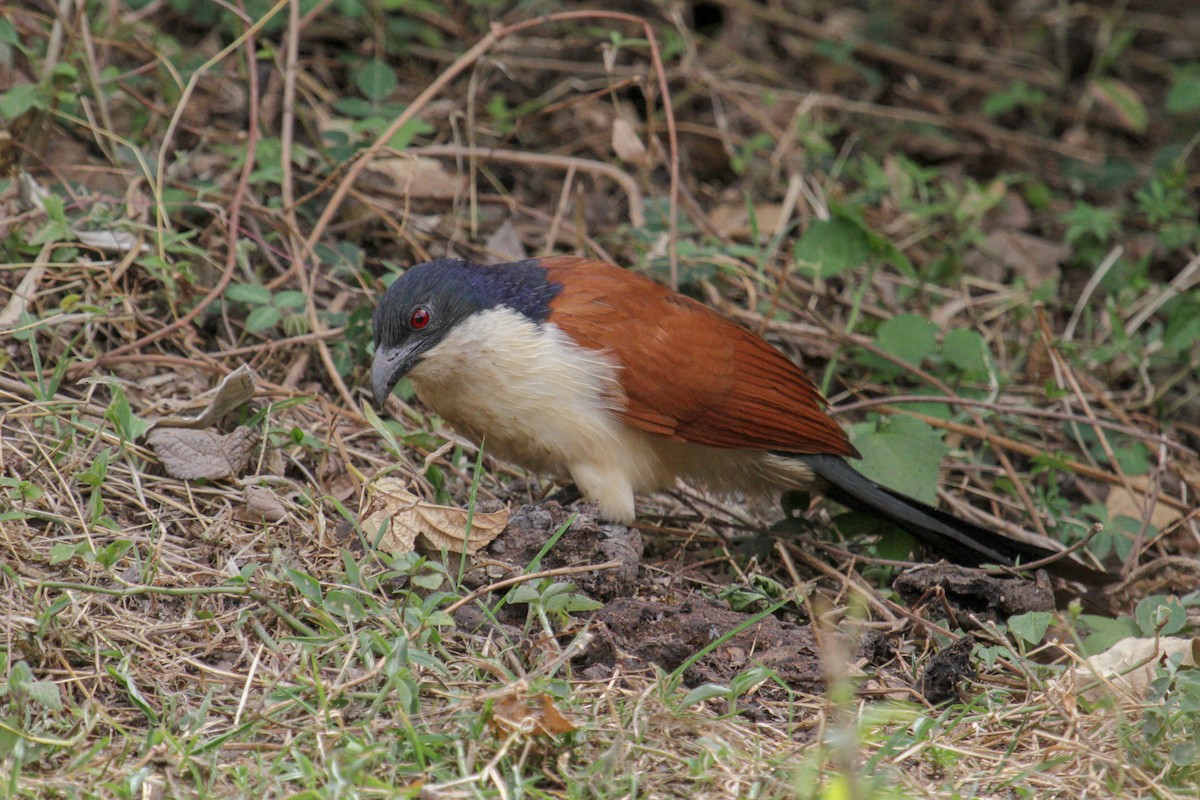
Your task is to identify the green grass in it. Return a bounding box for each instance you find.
[1,1,1198,797]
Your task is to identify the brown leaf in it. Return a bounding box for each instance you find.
[150,364,258,431]
[611,117,647,164]
[490,693,577,738]
[709,202,784,241]
[360,477,508,554]
[966,229,1068,286]
[1105,478,1184,532]
[368,156,463,200]
[147,426,258,480]
[243,485,287,522]
[1056,637,1197,704]
[485,218,528,263]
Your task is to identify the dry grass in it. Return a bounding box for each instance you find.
[2,1,1199,798]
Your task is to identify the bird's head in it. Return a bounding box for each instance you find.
[370,258,561,407]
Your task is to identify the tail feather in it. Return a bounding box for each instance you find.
[801,454,1115,585]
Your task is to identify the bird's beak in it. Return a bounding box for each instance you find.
[371,343,422,408]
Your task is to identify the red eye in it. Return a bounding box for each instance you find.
[410,307,431,330]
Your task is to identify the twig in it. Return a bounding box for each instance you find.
[69,1,284,377]
[985,523,1108,578]
[408,145,645,228]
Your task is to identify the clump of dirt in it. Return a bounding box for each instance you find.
[453,501,901,695]
[893,563,1056,625]
[918,637,977,705]
[466,501,643,601]
[575,595,890,694]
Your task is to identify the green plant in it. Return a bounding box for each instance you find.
[224,283,309,335]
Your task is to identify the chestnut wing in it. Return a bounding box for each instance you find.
[542,257,856,457]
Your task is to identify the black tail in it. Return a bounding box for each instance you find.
[801,454,1116,585]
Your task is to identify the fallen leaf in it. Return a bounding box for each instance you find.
[75,228,146,253]
[965,229,1068,286]
[611,117,647,164]
[1106,477,1185,532]
[360,477,508,554]
[485,218,527,262]
[709,202,784,241]
[0,257,45,328]
[150,364,258,430]
[1057,636,1198,704]
[243,485,288,522]
[491,693,577,738]
[368,156,463,200]
[147,426,258,480]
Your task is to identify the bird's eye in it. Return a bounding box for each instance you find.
[410,307,431,330]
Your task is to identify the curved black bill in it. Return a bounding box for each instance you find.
[371,344,419,408]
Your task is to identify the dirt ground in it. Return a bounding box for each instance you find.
[2,0,1199,797]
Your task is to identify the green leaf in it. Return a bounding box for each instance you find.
[680,683,729,708]
[792,216,873,278]
[23,677,63,711]
[1008,611,1053,645]
[225,283,272,305]
[847,416,946,505]
[410,571,444,591]
[272,290,308,310]
[386,117,434,150]
[1163,303,1200,354]
[49,541,83,564]
[245,304,281,332]
[872,525,917,560]
[285,568,324,605]
[0,17,21,47]
[354,61,397,102]
[875,313,938,367]
[941,329,988,376]
[1113,443,1149,476]
[1079,614,1139,655]
[107,658,159,725]
[1090,78,1147,133]
[28,218,74,246]
[105,387,150,441]
[95,539,133,569]
[0,83,44,119]
[1134,595,1187,637]
[333,96,375,119]
[981,81,1045,117]
[1166,64,1200,114]
[1170,742,1198,767]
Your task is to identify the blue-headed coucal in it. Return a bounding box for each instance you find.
[371,256,1111,584]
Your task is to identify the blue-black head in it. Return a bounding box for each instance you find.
[370,258,562,407]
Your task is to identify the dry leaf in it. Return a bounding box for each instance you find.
[611,117,647,164]
[485,219,528,262]
[965,229,1068,286]
[0,257,46,328]
[1106,477,1184,532]
[147,426,258,480]
[1058,637,1198,704]
[369,156,463,200]
[243,485,288,522]
[360,479,418,552]
[360,477,508,554]
[151,364,257,430]
[709,202,784,241]
[491,693,577,738]
[75,228,145,253]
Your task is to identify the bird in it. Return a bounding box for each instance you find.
[371,255,1113,584]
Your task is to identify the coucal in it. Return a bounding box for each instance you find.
[371,255,1112,584]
